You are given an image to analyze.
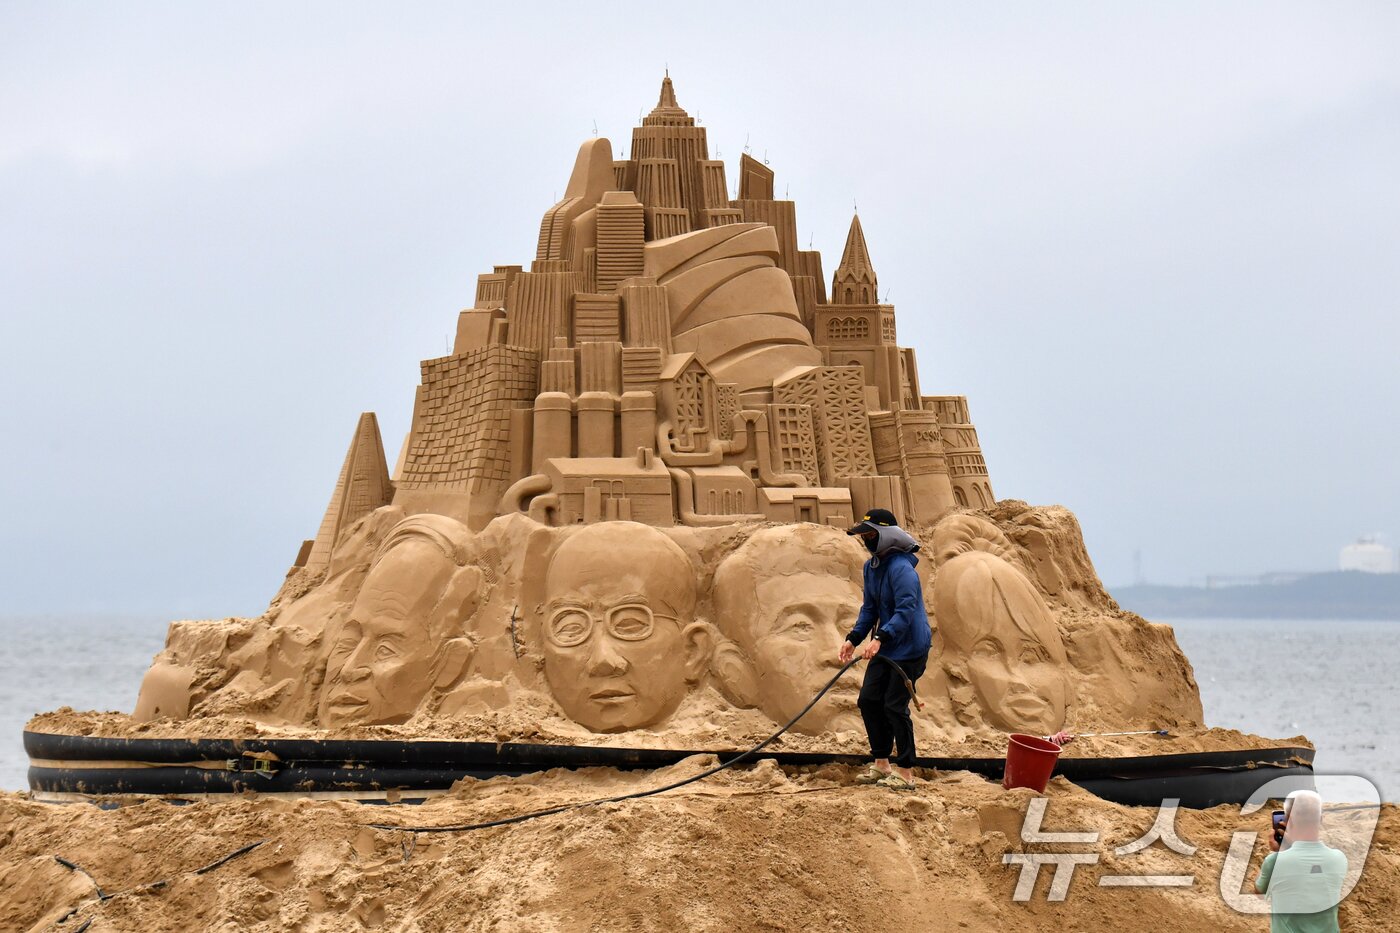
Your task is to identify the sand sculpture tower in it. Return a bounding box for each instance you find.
[293,76,999,561]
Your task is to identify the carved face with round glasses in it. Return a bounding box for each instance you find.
[539,522,711,732]
[546,601,677,648]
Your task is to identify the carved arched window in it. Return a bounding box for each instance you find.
[825,315,870,341]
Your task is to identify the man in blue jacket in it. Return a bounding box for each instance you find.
[838,508,933,791]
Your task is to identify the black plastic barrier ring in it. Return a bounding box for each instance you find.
[24,730,1315,809]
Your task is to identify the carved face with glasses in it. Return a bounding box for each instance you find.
[540,522,711,732]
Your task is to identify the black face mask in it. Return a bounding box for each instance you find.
[863,533,879,554]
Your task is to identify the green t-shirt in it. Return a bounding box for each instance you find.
[1254,840,1349,933]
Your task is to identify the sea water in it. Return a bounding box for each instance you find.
[0,614,169,791]
[1,615,1395,799]
[1164,617,1397,802]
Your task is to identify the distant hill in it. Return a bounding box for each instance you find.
[1112,571,1400,621]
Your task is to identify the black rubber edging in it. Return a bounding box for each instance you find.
[28,760,1315,809]
[22,730,1313,775]
[24,730,1315,808]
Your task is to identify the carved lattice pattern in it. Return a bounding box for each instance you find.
[399,346,539,489]
[825,316,870,341]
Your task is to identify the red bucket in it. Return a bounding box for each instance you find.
[1003,733,1062,792]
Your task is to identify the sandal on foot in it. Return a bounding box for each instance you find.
[855,765,891,785]
[877,772,917,792]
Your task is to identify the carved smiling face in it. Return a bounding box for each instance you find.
[934,549,1070,735]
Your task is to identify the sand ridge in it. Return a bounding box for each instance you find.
[1,759,1394,932]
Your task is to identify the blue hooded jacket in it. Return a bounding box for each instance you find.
[846,525,932,661]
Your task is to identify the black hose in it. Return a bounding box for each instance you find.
[51,840,266,926]
[872,654,922,710]
[367,656,865,834]
[53,857,108,900]
[194,840,267,874]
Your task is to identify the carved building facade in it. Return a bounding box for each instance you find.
[297,76,1000,556]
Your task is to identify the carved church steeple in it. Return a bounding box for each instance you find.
[832,213,878,305]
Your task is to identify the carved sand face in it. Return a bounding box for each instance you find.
[749,574,863,730]
[540,523,705,732]
[935,550,1069,735]
[318,540,455,727]
[713,527,866,733]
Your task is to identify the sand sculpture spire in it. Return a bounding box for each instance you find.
[302,412,394,571]
[833,213,878,305]
[645,73,693,127]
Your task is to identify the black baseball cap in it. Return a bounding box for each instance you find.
[846,508,899,536]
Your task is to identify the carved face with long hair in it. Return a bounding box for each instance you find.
[932,515,1070,735]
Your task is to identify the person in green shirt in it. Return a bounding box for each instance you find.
[1254,790,1349,933]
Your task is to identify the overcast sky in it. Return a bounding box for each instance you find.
[2,2,1397,617]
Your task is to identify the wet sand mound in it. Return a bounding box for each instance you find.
[3,759,1396,932]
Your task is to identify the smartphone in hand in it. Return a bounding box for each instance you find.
[1271,809,1287,844]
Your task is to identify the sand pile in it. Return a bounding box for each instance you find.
[2,759,1394,932]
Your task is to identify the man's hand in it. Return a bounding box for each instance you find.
[861,639,881,661]
[1046,731,1074,746]
[838,640,855,664]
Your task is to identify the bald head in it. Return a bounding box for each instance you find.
[1286,790,1324,833]
[545,522,695,619]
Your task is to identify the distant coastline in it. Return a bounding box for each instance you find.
[1113,571,1400,621]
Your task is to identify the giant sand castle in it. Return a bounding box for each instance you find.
[117,77,1208,752]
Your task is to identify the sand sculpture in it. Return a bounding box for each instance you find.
[120,76,1208,749]
[326,73,1000,540]
[316,515,483,726]
[535,522,713,732]
[712,525,868,733]
[930,515,1071,735]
